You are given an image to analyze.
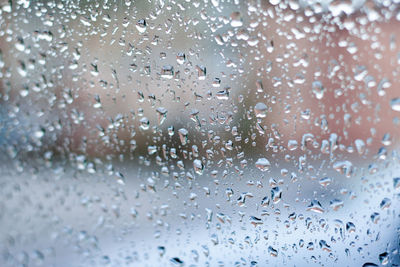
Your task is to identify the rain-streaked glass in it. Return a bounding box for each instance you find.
[0,0,399,266]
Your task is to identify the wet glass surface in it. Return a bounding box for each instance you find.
[0,0,400,266]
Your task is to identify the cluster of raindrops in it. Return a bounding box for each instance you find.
[0,0,399,266]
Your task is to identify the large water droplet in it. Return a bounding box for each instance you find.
[254,103,268,118]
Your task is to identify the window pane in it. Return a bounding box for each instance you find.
[0,0,399,266]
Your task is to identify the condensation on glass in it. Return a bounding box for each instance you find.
[0,0,399,266]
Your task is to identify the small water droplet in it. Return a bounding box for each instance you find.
[312,81,325,99]
[178,128,189,145]
[140,117,150,130]
[379,252,389,265]
[319,177,332,187]
[255,158,271,171]
[307,200,325,213]
[268,246,278,257]
[136,19,147,33]
[230,12,243,27]
[193,159,204,175]
[390,98,400,111]
[271,187,282,204]
[156,107,168,125]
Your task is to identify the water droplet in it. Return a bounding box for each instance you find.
[140,117,150,130]
[249,216,263,226]
[319,177,332,187]
[193,159,204,175]
[393,177,400,190]
[354,139,366,155]
[254,103,268,118]
[370,212,380,224]
[271,187,282,204]
[136,19,147,33]
[287,140,298,151]
[230,12,243,27]
[330,199,344,211]
[390,98,400,111]
[307,200,325,213]
[333,160,353,178]
[178,128,189,145]
[216,88,230,100]
[161,65,174,79]
[157,246,165,257]
[379,252,389,265]
[170,257,184,266]
[346,222,356,233]
[268,246,278,257]
[156,107,168,125]
[255,158,271,172]
[196,65,206,80]
[261,196,270,207]
[312,81,325,99]
[319,240,331,252]
[379,198,391,210]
